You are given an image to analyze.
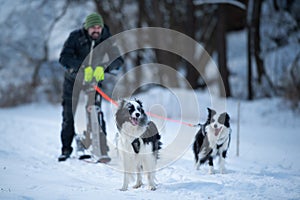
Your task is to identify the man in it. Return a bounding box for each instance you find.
[58,13,123,161]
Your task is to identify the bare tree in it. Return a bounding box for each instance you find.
[0,0,71,106]
[217,4,231,97]
[31,0,70,87]
[247,0,274,100]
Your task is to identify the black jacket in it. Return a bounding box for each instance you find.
[59,25,123,80]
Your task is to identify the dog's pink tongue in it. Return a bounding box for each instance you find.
[215,127,221,136]
[131,118,138,126]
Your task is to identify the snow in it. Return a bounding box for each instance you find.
[1,89,300,200]
[1,1,299,198]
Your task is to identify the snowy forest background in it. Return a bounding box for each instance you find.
[0,0,299,109]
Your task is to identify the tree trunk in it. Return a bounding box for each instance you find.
[31,0,69,87]
[94,0,124,34]
[185,0,199,89]
[253,0,273,95]
[195,13,218,89]
[217,5,231,97]
[253,0,264,84]
[247,0,253,100]
[152,1,179,88]
[247,25,253,100]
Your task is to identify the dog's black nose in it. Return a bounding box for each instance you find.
[135,113,140,118]
[214,124,218,128]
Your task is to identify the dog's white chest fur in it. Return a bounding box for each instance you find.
[119,122,156,153]
[206,126,230,155]
[118,122,145,150]
[121,121,146,137]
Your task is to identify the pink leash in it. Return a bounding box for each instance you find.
[94,85,197,127]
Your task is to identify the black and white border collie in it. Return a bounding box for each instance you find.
[193,108,231,174]
[115,99,162,191]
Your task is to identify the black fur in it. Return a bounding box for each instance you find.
[141,121,162,157]
[193,108,231,172]
[193,126,212,163]
[131,121,162,156]
[131,138,140,154]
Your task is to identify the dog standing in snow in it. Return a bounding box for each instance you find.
[193,108,231,174]
[115,99,162,191]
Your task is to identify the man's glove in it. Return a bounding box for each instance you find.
[93,66,105,82]
[84,66,93,82]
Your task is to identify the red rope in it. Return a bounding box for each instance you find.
[94,85,118,107]
[94,85,195,127]
[145,112,195,127]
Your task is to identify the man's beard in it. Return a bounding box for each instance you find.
[91,32,100,40]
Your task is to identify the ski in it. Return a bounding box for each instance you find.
[78,154,92,160]
[80,155,111,164]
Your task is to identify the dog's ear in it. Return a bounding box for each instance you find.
[207,108,216,124]
[119,99,127,108]
[207,107,216,115]
[225,112,230,125]
[220,112,230,127]
[225,112,230,121]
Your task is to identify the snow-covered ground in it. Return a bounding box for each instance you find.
[0,89,299,200]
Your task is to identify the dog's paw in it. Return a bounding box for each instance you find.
[148,185,156,191]
[119,187,128,191]
[220,168,226,174]
[208,167,214,174]
[133,183,143,189]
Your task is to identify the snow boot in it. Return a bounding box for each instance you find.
[75,134,91,160]
[58,148,73,162]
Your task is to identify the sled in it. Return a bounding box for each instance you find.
[75,82,110,164]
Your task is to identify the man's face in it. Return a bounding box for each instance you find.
[88,25,102,40]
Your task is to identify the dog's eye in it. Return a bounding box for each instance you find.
[211,119,215,123]
[127,104,134,112]
[137,107,144,113]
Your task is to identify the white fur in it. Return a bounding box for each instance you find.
[206,126,230,150]
[117,109,158,191]
[205,126,231,174]
[195,148,207,170]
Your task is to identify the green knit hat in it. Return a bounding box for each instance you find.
[84,13,104,30]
